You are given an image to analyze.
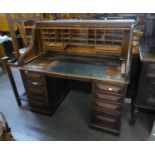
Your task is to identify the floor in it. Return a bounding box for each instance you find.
[0,67,155,141]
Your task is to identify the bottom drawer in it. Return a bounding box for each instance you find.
[28,95,49,107]
[92,109,120,131]
[91,115,120,132]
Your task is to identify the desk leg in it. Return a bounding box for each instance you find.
[1,57,22,106]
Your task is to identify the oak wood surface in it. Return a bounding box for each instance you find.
[18,20,134,134]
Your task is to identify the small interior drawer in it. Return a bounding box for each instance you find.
[94,91,124,103]
[93,99,122,112]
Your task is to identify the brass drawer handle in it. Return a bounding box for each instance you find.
[31,82,42,86]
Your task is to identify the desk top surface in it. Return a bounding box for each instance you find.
[21,54,126,83]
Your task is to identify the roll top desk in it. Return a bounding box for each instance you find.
[19,20,135,134]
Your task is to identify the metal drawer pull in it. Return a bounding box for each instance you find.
[31,82,42,86]
[109,88,113,91]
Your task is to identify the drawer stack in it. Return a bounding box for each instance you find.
[91,80,127,134]
[21,70,52,114]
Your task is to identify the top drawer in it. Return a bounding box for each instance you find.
[93,80,126,95]
[23,71,44,81]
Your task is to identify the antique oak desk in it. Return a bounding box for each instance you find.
[19,20,135,134]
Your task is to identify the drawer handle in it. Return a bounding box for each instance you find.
[31,82,42,86]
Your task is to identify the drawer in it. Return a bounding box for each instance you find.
[23,71,44,81]
[94,82,125,95]
[94,91,124,103]
[92,109,120,130]
[93,108,120,119]
[29,100,48,108]
[93,99,122,112]
[92,115,119,131]
[28,94,49,107]
[26,80,45,89]
[28,94,48,104]
[26,80,46,96]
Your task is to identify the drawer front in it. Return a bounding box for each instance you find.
[25,80,46,96]
[28,94,48,105]
[93,99,122,113]
[93,108,120,119]
[92,115,119,130]
[28,94,49,108]
[26,80,45,90]
[92,108,120,130]
[94,91,124,103]
[23,71,44,81]
[94,80,125,95]
[29,100,48,108]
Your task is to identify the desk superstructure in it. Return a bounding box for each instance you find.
[19,20,135,134]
